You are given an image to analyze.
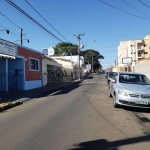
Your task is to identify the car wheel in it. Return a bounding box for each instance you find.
[113,95,119,108]
[108,89,112,97]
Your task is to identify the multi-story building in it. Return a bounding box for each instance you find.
[118,39,143,71]
[138,35,150,61]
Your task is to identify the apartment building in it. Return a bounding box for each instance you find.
[118,39,143,71]
[138,35,150,61]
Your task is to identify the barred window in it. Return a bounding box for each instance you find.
[29,57,40,71]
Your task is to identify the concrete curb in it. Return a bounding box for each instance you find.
[0,80,81,112]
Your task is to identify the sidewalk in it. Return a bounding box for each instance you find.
[0,79,80,104]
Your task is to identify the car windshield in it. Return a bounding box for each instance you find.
[119,74,150,85]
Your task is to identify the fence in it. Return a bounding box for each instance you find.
[45,65,74,84]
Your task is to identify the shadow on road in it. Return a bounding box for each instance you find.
[50,82,82,96]
[69,134,150,150]
[0,82,82,103]
[123,106,150,113]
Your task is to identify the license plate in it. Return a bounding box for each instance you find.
[135,101,148,105]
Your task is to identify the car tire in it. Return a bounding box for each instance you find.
[113,95,119,108]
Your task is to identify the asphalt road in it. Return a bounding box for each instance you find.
[0,74,150,150]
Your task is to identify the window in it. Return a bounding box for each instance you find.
[144,52,148,55]
[119,74,150,85]
[138,53,142,57]
[137,45,142,49]
[29,58,40,71]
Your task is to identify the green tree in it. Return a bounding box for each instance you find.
[53,42,78,56]
[53,43,103,71]
[83,49,102,72]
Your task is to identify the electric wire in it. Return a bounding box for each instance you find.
[122,0,150,18]
[42,0,75,38]
[25,0,70,42]
[99,0,150,20]
[0,23,20,37]
[138,0,150,9]
[0,0,52,39]
[5,0,63,42]
[0,11,21,28]
[64,0,88,40]
[57,0,81,33]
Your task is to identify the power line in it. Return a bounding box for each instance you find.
[99,0,150,20]
[5,0,64,42]
[64,0,86,35]
[0,23,20,37]
[25,0,70,42]
[0,11,21,28]
[57,0,81,33]
[138,0,150,9]
[122,0,150,18]
[42,0,75,38]
[0,0,54,40]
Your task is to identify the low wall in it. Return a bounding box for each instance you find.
[134,60,150,79]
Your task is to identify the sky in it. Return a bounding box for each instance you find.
[1,0,150,69]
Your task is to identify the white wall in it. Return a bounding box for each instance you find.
[134,60,150,80]
[51,56,84,66]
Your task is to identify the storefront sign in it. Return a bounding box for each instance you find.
[43,47,54,56]
[0,39,16,57]
[122,57,132,64]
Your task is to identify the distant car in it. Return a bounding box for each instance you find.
[105,72,109,79]
[108,72,150,108]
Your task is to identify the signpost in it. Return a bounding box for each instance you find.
[43,47,54,56]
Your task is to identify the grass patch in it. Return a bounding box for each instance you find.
[7,100,14,107]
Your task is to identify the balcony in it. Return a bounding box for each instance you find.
[138,53,144,58]
[137,45,144,51]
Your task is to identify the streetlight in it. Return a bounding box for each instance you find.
[81,40,95,49]
[73,33,85,80]
[0,29,9,34]
[81,40,95,71]
[13,39,29,44]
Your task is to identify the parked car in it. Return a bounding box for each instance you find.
[108,72,150,108]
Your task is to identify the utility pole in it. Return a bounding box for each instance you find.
[20,28,23,45]
[92,54,94,74]
[73,33,84,80]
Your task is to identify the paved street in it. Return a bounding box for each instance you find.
[0,74,150,150]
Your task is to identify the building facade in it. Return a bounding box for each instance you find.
[138,35,150,61]
[42,57,62,85]
[17,45,42,90]
[118,39,143,71]
[0,38,17,92]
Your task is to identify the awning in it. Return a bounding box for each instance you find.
[0,54,15,59]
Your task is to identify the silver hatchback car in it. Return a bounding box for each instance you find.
[109,72,150,108]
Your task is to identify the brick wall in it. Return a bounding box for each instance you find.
[18,46,42,81]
